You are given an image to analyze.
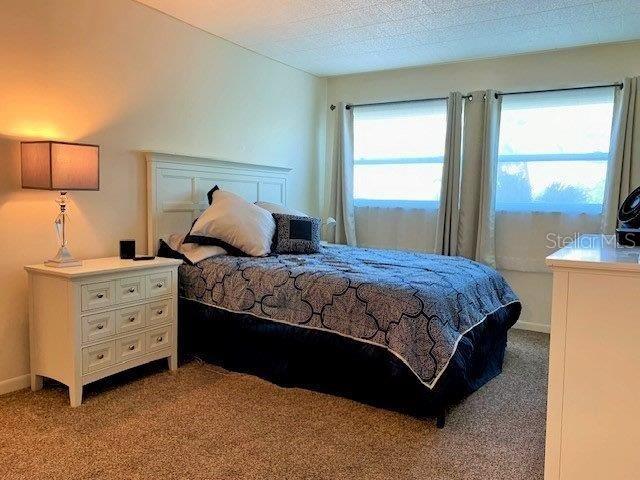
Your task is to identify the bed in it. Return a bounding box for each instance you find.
[148,152,521,426]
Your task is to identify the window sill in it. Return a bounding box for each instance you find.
[354,199,440,210]
[496,203,603,215]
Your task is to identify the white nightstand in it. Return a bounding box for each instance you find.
[24,256,183,406]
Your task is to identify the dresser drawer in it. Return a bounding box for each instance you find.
[146,300,171,326]
[115,276,146,304]
[147,326,172,353]
[115,332,146,363]
[82,311,116,344]
[81,281,115,311]
[115,305,146,334]
[82,341,115,374]
[147,271,171,298]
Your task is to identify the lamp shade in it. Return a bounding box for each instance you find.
[21,141,99,191]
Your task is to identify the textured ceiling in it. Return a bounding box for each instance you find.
[136,0,640,76]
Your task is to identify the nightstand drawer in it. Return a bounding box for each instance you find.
[115,305,146,334]
[147,326,172,353]
[82,311,116,343]
[82,341,115,374]
[146,300,171,326]
[147,271,171,298]
[115,332,146,363]
[81,281,115,311]
[115,276,146,304]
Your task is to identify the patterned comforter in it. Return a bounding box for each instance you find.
[179,245,519,389]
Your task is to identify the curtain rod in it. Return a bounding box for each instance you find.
[329,95,467,111]
[328,82,624,110]
[493,82,623,99]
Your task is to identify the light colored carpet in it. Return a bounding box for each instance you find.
[0,329,548,480]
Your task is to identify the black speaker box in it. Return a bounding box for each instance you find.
[119,239,136,259]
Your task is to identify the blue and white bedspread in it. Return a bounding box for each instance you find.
[179,245,519,389]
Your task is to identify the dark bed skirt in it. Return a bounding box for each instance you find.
[178,298,521,417]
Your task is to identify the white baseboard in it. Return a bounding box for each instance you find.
[513,320,550,334]
[0,374,30,396]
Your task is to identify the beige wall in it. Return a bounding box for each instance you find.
[4,2,640,388]
[0,0,326,385]
[325,41,640,331]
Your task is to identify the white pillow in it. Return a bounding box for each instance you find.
[166,234,226,264]
[191,190,276,257]
[255,201,308,217]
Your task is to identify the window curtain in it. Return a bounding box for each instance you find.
[351,99,447,252]
[435,92,463,255]
[495,211,601,272]
[327,102,357,245]
[456,90,502,266]
[491,87,613,272]
[355,206,438,251]
[602,77,640,233]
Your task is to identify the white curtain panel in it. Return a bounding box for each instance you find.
[494,86,615,273]
[351,98,447,252]
[457,90,502,267]
[435,92,463,255]
[495,211,601,272]
[355,205,438,251]
[328,102,357,245]
[602,77,640,233]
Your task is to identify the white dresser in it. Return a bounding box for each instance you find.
[545,235,640,480]
[25,256,183,406]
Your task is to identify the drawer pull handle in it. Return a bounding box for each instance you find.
[129,316,136,322]
[157,336,163,342]
[97,354,104,360]
[96,293,104,299]
[128,287,136,293]
[128,345,135,351]
[97,324,104,330]
[156,283,163,288]
[157,309,163,315]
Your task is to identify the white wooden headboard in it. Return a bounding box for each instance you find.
[146,152,291,254]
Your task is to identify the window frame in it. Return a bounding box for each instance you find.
[352,98,448,207]
[495,92,614,214]
[495,153,610,214]
[353,156,444,209]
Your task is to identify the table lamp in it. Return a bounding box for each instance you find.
[21,141,100,267]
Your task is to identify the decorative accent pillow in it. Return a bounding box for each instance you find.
[255,201,309,217]
[187,188,276,257]
[206,185,219,205]
[183,217,246,257]
[157,239,186,262]
[272,213,321,254]
[162,233,226,265]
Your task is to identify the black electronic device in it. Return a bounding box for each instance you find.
[616,185,640,246]
[119,240,136,259]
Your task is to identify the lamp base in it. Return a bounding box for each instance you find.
[45,245,82,268]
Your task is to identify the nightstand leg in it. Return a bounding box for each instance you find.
[168,354,178,371]
[69,384,83,407]
[31,374,43,391]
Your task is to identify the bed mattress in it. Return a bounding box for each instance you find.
[178,244,519,390]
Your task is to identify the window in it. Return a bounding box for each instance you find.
[496,87,615,214]
[353,99,447,208]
